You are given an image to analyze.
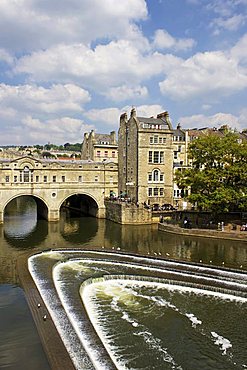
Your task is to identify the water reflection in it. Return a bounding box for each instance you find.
[0,196,246,370]
[4,197,48,249]
[0,284,50,370]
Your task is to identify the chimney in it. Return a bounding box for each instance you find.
[120,112,128,122]
[110,131,116,144]
[130,107,136,118]
[157,111,172,129]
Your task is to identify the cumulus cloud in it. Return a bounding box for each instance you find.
[210,14,246,33]
[13,41,181,90]
[153,29,196,51]
[0,83,90,115]
[231,33,247,65]
[0,0,148,52]
[206,0,247,33]
[84,108,121,126]
[84,104,166,126]
[10,116,94,145]
[0,48,14,65]
[104,85,148,101]
[0,83,92,144]
[159,44,247,100]
[179,112,243,131]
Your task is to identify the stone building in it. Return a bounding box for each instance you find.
[172,123,189,209]
[81,130,118,163]
[118,108,174,206]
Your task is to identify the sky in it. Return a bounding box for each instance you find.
[0,0,247,145]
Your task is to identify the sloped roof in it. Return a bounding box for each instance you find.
[137,116,171,129]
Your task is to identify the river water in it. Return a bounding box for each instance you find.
[1,196,247,369]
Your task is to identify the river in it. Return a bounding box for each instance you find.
[0,196,246,369]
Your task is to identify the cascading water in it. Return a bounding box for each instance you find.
[28,250,247,370]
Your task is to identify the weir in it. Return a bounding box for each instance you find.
[28,250,247,370]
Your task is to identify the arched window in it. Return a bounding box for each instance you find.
[153,170,159,182]
[23,166,30,182]
[21,166,33,183]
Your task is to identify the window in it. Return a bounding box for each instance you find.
[163,137,166,144]
[154,136,158,144]
[178,145,181,152]
[62,176,65,182]
[150,137,153,144]
[160,151,164,163]
[5,175,9,182]
[23,166,30,182]
[104,151,108,157]
[148,188,152,196]
[148,173,152,182]
[149,151,164,164]
[160,188,164,196]
[44,176,47,182]
[36,176,39,182]
[78,176,82,182]
[96,150,101,157]
[153,170,159,182]
[154,151,159,163]
[14,175,17,182]
[174,152,178,159]
[112,151,116,158]
[159,137,162,144]
[153,187,159,196]
[95,176,99,182]
[160,174,164,182]
[53,176,56,182]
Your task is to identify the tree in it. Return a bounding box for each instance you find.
[176,132,247,214]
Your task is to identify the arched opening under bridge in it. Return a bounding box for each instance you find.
[60,194,99,218]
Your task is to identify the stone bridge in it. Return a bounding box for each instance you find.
[0,156,118,223]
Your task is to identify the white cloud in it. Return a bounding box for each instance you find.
[131,104,166,118]
[0,83,90,114]
[153,29,196,51]
[104,85,148,101]
[85,104,166,127]
[179,112,242,131]
[0,0,148,52]
[0,83,92,144]
[202,104,212,110]
[231,33,247,65]
[19,116,94,145]
[159,46,247,100]
[84,108,121,126]
[210,14,246,33]
[0,48,14,64]
[13,41,181,91]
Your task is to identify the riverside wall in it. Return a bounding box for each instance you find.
[158,222,247,242]
[105,200,152,225]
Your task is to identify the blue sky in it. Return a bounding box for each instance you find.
[0,0,246,145]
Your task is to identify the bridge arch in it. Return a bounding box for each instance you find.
[3,194,49,221]
[59,192,99,217]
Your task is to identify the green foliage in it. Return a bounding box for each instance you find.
[176,133,247,213]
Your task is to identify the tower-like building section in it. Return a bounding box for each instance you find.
[118,108,174,205]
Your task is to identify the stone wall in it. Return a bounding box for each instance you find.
[105,200,152,225]
[158,222,247,242]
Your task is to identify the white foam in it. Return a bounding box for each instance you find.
[211,331,232,355]
[185,313,202,328]
[59,257,247,299]
[82,281,183,370]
